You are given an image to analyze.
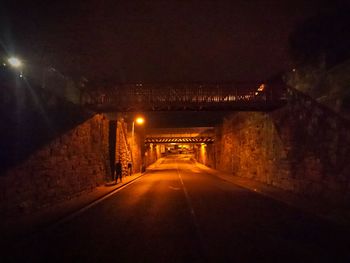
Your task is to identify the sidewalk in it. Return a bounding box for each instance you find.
[1,172,145,241]
[195,162,350,227]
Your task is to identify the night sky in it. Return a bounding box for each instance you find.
[0,0,340,85]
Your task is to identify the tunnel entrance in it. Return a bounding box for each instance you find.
[143,127,215,168]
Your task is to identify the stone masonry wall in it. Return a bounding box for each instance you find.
[0,114,110,216]
[211,89,350,206]
[112,119,143,178]
[115,120,161,175]
[145,144,162,168]
[195,143,215,168]
[116,121,132,178]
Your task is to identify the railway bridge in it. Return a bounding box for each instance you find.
[83,82,287,112]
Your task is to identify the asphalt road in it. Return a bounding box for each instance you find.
[4,155,350,262]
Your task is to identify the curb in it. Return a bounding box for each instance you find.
[53,171,148,227]
[3,172,148,243]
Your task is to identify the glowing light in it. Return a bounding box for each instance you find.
[135,117,145,125]
[7,57,22,68]
[200,143,207,164]
[257,84,265,92]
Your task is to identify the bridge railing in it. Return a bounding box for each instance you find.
[84,83,286,111]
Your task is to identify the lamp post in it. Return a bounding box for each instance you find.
[131,116,145,172]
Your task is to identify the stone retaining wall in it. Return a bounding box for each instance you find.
[0,79,148,217]
[145,144,162,168]
[117,120,142,177]
[209,89,350,206]
[0,114,110,216]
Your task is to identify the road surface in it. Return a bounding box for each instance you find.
[4,155,350,262]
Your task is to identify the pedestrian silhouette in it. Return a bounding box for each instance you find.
[115,161,122,183]
[127,162,132,176]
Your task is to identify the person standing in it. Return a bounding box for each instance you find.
[115,161,122,183]
[127,162,132,176]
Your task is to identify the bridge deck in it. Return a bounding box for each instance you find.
[84,83,287,112]
[145,137,214,144]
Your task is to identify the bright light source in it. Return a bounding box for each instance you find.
[135,117,145,125]
[257,84,265,92]
[7,57,22,68]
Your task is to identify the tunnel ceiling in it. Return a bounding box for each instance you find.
[144,111,229,128]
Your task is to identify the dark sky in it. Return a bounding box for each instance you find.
[0,0,339,85]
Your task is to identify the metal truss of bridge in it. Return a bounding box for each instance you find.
[84,83,286,112]
[145,136,214,144]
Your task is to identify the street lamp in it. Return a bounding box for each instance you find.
[132,116,145,147]
[131,116,145,172]
[7,57,22,68]
[135,117,145,125]
[4,57,24,78]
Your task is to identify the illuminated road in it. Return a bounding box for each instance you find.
[6,155,350,262]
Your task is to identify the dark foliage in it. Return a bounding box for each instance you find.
[289,4,350,68]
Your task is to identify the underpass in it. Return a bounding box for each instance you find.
[1,3,350,262]
[1,75,350,263]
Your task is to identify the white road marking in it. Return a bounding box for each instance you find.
[175,161,199,228]
[175,160,208,260]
